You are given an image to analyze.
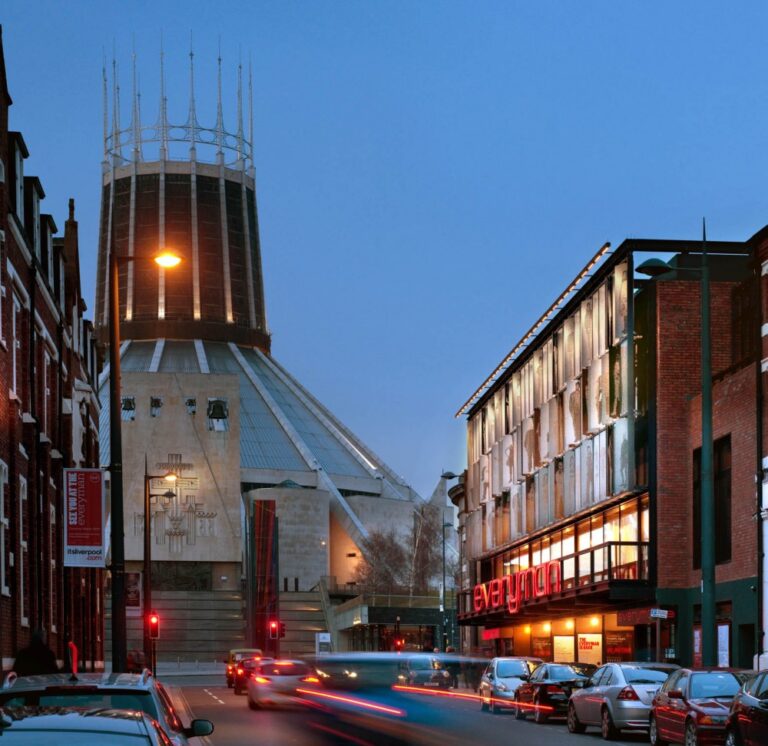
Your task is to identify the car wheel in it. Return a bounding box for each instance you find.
[650,716,668,746]
[227,680,233,689]
[490,696,501,714]
[234,684,242,696]
[724,728,740,746]
[480,691,489,712]
[248,696,258,710]
[567,702,586,734]
[684,720,698,746]
[514,695,526,720]
[601,707,618,740]
[534,696,548,724]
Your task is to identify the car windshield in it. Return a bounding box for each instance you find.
[621,667,673,684]
[549,665,590,680]
[689,673,741,699]
[259,662,312,677]
[496,661,528,678]
[409,658,439,671]
[0,690,158,719]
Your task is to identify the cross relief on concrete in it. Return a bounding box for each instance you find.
[132,455,219,555]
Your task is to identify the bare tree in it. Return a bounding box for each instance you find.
[408,504,442,596]
[353,529,408,593]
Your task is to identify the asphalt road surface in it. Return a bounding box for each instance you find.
[166,675,652,746]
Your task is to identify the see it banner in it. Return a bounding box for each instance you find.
[63,468,106,568]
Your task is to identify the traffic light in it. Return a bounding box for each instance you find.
[148,611,160,640]
[269,619,279,639]
[279,622,286,638]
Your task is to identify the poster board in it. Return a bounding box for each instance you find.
[63,468,106,567]
[577,634,603,666]
[553,635,574,662]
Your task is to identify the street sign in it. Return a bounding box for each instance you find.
[650,608,669,619]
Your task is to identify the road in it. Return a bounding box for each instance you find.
[164,675,652,746]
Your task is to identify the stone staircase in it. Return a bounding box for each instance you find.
[277,590,327,658]
[105,590,244,665]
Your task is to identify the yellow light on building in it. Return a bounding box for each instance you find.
[565,619,574,630]
[590,616,600,627]
[154,251,183,268]
[543,622,551,633]
[524,625,531,635]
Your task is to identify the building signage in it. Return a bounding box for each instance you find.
[472,560,561,614]
[577,634,603,666]
[63,468,106,568]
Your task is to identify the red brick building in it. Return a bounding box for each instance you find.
[0,27,102,673]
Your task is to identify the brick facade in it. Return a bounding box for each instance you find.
[0,27,103,673]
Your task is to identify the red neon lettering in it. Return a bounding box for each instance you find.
[472,560,563,615]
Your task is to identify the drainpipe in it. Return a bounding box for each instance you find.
[758,253,768,669]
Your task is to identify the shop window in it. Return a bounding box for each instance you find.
[693,435,731,568]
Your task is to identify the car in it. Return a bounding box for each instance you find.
[724,670,768,746]
[478,656,543,713]
[233,656,272,695]
[397,655,452,689]
[226,647,263,688]
[650,667,744,746]
[567,661,679,738]
[513,662,595,724]
[0,670,213,745]
[0,706,176,744]
[246,659,320,709]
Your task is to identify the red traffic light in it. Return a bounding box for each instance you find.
[269,620,279,639]
[148,611,160,639]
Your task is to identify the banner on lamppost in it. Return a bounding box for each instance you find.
[63,468,106,567]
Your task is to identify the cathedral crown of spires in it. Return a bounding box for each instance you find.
[103,45,256,172]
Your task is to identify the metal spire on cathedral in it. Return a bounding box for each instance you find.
[236,56,245,168]
[248,58,255,178]
[131,46,142,162]
[187,36,198,158]
[111,55,121,165]
[215,41,225,165]
[102,55,109,163]
[158,37,169,160]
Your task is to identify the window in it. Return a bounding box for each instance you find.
[42,351,50,435]
[185,398,197,415]
[0,460,8,596]
[49,503,56,632]
[19,476,28,626]
[11,294,20,397]
[121,397,136,422]
[150,397,163,418]
[693,435,732,568]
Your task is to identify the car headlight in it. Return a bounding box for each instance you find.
[495,683,508,692]
[442,671,450,678]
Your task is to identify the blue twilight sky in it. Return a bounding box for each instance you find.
[2,1,767,500]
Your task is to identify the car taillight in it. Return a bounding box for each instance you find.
[227,665,233,672]
[254,676,271,684]
[237,668,244,676]
[301,676,320,683]
[546,685,562,693]
[617,686,640,701]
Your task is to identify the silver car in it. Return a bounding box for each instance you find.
[567,661,678,738]
[479,656,543,713]
[246,659,319,709]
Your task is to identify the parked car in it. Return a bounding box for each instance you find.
[724,670,768,746]
[0,707,176,744]
[514,662,595,723]
[233,656,271,695]
[226,647,263,688]
[650,668,743,746]
[0,671,213,746]
[478,657,543,713]
[397,655,451,689]
[567,662,679,738]
[246,659,320,709]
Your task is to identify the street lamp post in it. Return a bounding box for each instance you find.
[440,521,453,651]
[637,221,715,666]
[108,247,181,673]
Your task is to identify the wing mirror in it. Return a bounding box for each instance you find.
[185,720,214,738]
[668,689,684,700]
[518,674,529,681]
[487,672,494,680]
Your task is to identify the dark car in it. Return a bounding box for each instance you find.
[650,668,744,746]
[397,655,451,689]
[233,656,271,695]
[514,662,595,723]
[724,670,768,746]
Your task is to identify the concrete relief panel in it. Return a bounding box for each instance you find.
[563,447,578,516]
[539,400,551,464]
[510,484,522,539]
[511,372,522,429]
[579,437,594,510]
[581,298,593,367]
[593,429,607,504]
[599,351,611,426]
[587,356,602,434]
